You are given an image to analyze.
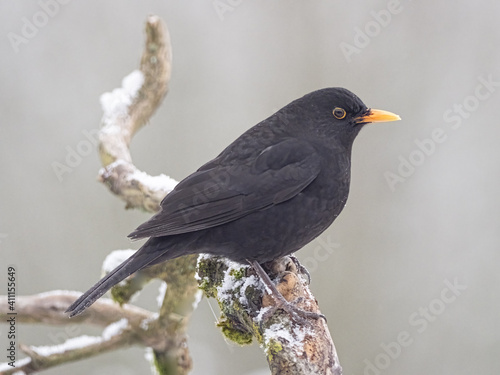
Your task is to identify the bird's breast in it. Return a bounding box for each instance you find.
[200,154,352,263]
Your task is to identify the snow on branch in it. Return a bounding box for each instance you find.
[197,255,343,375]
[98,14,177,212]
[0,292,154,374]
[0,291,153,327]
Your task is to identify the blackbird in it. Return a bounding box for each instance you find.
[66,87,400,318]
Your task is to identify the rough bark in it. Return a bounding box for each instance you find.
[197,255,342,374]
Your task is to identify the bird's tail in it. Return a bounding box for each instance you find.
[65,244,166,317]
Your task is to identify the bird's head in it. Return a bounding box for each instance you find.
[280,87,401,149]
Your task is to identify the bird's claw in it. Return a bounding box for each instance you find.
[260,297,327,325]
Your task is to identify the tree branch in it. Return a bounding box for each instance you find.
[0,292,153,327]
[93,14,198,374]
[12,329,136,375]
[98,14,177,212]
[0,293,155,374]
[197,255,342,375]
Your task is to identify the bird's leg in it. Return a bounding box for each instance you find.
[247,259,325,323]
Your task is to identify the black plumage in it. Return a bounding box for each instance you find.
[66,87,400,317]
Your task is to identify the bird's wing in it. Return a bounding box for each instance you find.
[128,138,321,239]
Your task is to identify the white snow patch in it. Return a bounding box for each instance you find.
[216,259,260,309]
[238,275,259,305]
[263,323,313,357]
[192,289,203,310]
[102,318,129,340]
[197,255,262,310]
[265,323,295,345]
[255,306,273,322]
[217,261,244,301]
[0,357,30,372]
[31,335,102,356]
[99,123,122,136]
[102,249,137,274]
[195,253,212,281]
[140,313,159,330]
[35,290,81,298]
[129,169,178,193]
[98,159,127,175]
[100,70,144,125]
[144,347,160,375]
[196,255,265,313]
[157,281,167,308]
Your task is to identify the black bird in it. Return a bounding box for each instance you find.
[66,87,400,318]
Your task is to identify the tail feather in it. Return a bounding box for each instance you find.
[65,249,164,317]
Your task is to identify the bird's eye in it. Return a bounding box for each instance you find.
[332,107,346,119]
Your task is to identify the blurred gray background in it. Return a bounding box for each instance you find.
[1,1,499,374]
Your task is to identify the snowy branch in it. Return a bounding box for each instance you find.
[91,14,198,374]
[0,292,179,374]
[0,291,153,327]
[197,255,342,375]
[98,14,177,212]
[4,328,135,375]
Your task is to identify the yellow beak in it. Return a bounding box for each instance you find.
[358,109,401,123]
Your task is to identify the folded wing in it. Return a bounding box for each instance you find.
[128,138,321,239]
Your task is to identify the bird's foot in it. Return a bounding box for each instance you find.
[260,296,326,325]
[247,258,326,325]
